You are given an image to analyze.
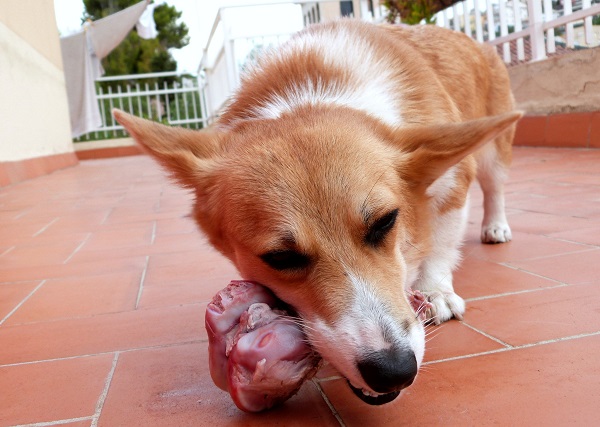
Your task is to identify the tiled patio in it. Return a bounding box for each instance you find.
[1,146,599,426]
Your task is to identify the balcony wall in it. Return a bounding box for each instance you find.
[510,48,600,148]
[510,47,600,115]
[0,0,77,187]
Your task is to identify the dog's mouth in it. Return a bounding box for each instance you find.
[347,381,401,405]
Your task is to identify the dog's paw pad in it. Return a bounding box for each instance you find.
[481,222,512,244]
[424,291,465,325]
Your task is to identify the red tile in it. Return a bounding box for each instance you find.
[547,225,600,246]
[513,115,547,146]
[0,354,113,426]
[590,111,600,149]
[461,230,589,263]
[0,255,148,283]
[99,342,339,426]
[545,113,592,148]
[321,334,600,425]
[0,241,82,268]
[422,321,505,363]
[465,283,600,346]
[506,211,596,235]
[508,248,600,285]
[3,272,141,325]
[0,304,205,365]
[454,256,558,299]
[143,251,238,287]
[0,281,41,321]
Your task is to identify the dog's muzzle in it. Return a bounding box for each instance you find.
[349,347,418,405]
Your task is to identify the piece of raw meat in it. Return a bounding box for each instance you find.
[408,289,433,321]
[205,281,321,412]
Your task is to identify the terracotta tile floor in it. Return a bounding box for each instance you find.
[1,146,599,426]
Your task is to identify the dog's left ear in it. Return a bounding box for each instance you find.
[395,112,522,190]
[113,109,224,189]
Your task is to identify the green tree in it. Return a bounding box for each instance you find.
[82,0,189,77]
[383,0,460,25]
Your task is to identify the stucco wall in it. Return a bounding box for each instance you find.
[509,47,600,115]
[0,0,74,162]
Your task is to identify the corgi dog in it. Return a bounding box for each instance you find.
[114,20,521,405]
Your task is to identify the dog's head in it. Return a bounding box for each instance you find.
[114,107,520,404]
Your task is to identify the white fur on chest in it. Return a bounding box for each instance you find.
[249,29,403,127]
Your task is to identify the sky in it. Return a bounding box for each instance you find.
[53,0,301,73]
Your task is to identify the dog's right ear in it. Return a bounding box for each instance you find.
[113,109,223,189]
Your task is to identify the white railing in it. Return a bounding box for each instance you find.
[435,0,600,64]
[75,71,209,141]
[199,1,386,122]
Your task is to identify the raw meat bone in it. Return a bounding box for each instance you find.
[205,281,321,412]
[205,282,431,412]
[408,289,433,322]
[228,303,322,412]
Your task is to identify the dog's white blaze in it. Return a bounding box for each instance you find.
[344,272,424,360]
[250,28,403,127]
[303,270,425,392]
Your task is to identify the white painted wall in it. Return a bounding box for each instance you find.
[0,0,73,162]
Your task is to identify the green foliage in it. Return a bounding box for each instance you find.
[383,0,438,25]
[82,0,189,81]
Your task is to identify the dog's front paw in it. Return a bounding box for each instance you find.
[423,291,465,325]
[481,221,512,244]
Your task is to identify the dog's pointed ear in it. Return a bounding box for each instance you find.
[396,112,522,190]
[113,109,223,189]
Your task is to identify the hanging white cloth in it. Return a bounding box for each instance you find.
[60,0,156,138]
[136,3,158,39]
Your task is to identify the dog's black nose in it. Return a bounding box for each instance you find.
[357,348,418,394]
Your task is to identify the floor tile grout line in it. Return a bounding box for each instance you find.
[0,245,16,257]
[311,379,347,427]
[0,338,207,369]
[100,208,113,225]
[422,330,600,366]
[504,245,599,263]
[464,282,570,303]
[501,259,599,286]
[13,208,32,220]
[135,255,150,309]
[90,352,120,427]
[459,321,513,348]
[544,235,600,249]
[8,416,93,427]
[62,233,92,264]
[0,280,46,326]
[32,217,59,237]
[150,221,157,244]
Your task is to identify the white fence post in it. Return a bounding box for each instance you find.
[486,0,496,41]
[498,0,511,63]
[582,0,594,45]
[512,0,525,61]
[528,0,547,62]
[463,1,472,37]
[543,0,556,54]
[452,3,461,31]
[474,0,484,42]
[564,0,575,48]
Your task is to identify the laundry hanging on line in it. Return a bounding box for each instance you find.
[60,0,157,138]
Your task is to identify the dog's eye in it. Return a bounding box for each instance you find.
[260,250,311,271]
[365,209,399,247]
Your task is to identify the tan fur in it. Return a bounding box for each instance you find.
[114,20,521,397]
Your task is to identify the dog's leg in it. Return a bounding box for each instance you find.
[476,138,513,244]
[413,203,468,325]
